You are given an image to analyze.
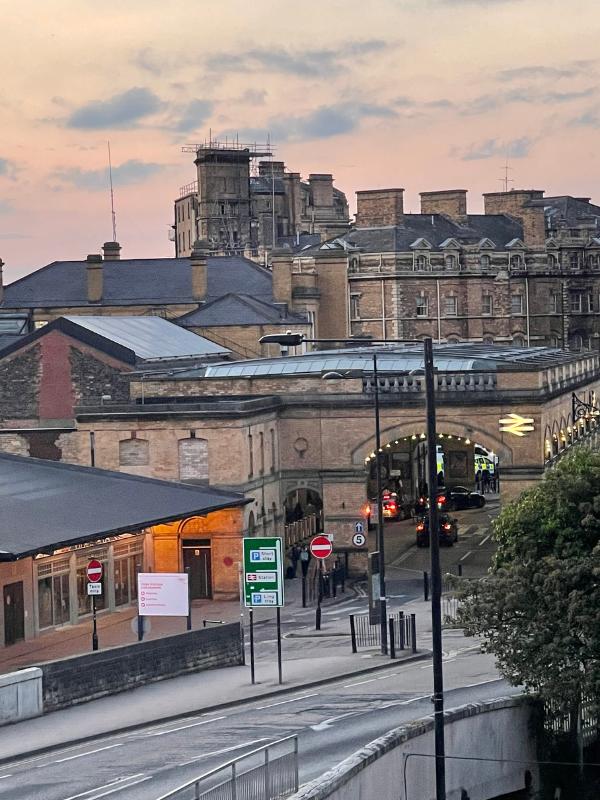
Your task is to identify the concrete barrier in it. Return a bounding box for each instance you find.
[290,696,538,800]
[0,668,43,724]
[37,622,243,712]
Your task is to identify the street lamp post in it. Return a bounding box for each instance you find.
[259,332,446,800]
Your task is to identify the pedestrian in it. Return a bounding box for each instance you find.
[300,545,310,577]
[482,468,491,494]
[475,469,482,492]
[289,544,300,577]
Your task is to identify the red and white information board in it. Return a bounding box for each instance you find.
[137,573,189,617]
[310,535,333,560]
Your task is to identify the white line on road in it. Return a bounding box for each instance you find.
[479,534,491,546]
[178,738,271,767]
[459,550,473,562]
[254,693,319,710]
[0,775,11,780]
[381,695,430,709]
[53,743,123,764]
[62,774,146,800]
[311,710,359,731]
[151,716,226,737]
[343,677,377,688]
[89,776,150,799]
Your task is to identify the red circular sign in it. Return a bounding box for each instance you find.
[86,559,103,582]
[310,535,333,560]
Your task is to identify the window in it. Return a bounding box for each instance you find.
[482,294,493,316]
[270,429,276,473]
[570,334,583,351]
[510,254,523,269]
[480,254,491,270]
[548,254,558,268]
[587,292,594,313]
[483,335,494,344]
[445,254,456,269]
[550,292,560,314]
[513,335,525,347]
[511,294,523,315]
[443,296,458,316]
[119,438,149,470]
[37,559,71,629]
[415,255,428,270]
[187,202,190,220]
[259,431,264,474]
[350,294,360,319]
[550,335,560,348]
[571,292,582,313]
[178,438,209,483]
[570,252,580,269]
[416,295,429,317]
[248,433,254,477]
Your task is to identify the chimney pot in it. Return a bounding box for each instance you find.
[102,241,121,261]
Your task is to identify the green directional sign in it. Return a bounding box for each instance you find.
[243,537,284,608]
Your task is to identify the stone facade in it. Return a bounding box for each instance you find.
[0,346,40,420]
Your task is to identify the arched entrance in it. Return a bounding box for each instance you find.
[284,488,323,525]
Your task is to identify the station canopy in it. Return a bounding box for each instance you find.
[0,454,248,560]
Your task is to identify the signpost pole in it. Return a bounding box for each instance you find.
[185,566,192,631]
[316,560,323,631]
[276,607,283,685]
[249,608,255,685]
[92,595,98,651]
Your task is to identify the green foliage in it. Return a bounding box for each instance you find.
[458,448,600,711]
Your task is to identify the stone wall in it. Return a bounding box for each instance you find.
[37,622,243,711]
[70,347,130,407]
[0,668,42,725]
[0,345,40,420]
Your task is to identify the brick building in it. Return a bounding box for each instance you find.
[294,187,600,352]
[173,140,350,257]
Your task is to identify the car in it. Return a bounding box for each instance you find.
[415,514,458,547]
[444,486,485,510]
[382,491,411,521]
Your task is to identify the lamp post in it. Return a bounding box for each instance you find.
[259,332,446,799]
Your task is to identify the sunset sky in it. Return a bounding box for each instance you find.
[1,0,599,280]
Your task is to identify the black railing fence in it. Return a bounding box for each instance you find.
[350,611,417,658]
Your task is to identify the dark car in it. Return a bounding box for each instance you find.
[382,492,412,521]
[444,486,485,510]
[415,487,485,513]
[416,514,458,547]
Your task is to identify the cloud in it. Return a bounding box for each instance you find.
[134,48,164,75]
[170,99,214,133]
[52,159,167,190]
[206,39,391,78]
[66,88,162,129]
[458,137,534,161]
[237,89,267,105]
[0,199,14,214]
[272,102,396,141]
[462,86,596,115]
[497,62,595,82]
[0,158,17,180]
[571,108,600,128]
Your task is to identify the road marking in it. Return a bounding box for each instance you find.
[311,710,358,731]
[90,776,150,799]
[459,550,473,562]
[254,693,319,710]
[343,677,377,688]
[151,716,226,736]
[53,743,123,764]
[0,775,11,780]
[479,534,491,546]
[178,738,271,767]
[381,695,430,709]
[62,774,146,800]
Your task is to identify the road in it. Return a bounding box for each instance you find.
[0,646,513,800]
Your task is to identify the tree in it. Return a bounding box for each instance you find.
[458,448,600,712]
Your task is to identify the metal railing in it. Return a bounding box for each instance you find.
[350,611,417,656]
[154,735,299,800]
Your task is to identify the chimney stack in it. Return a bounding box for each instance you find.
[309,174,334,208]
[86,254,103,303]
[356,189,404,227]
[271,248,293,306]
[190,239,209,301]
[420,190,467,221]
[0,258,4,304]
[102,241,121,261]
[482,189,546,246]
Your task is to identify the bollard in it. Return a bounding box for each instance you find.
[399,610,405,650]
[458,563,463,577]
[316,605,322,631]
[388,617,396,660]
[411,613,417,653]
[350,614,357,653]
[423,570,429,602]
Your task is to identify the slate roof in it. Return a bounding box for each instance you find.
[540,196,600,229]
[177,294,308,327]
[308,213,524,254]
[250,176,285,194]
[0,453,247,560]
[1,256,273,309]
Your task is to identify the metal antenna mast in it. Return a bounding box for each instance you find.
[498,157,514,192]
[107,141,117,241]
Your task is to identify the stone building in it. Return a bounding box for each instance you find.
[295,187,600,352]
[173,141,350,257]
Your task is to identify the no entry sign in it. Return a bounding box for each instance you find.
[310,535,333,560]
[86,559,103,583]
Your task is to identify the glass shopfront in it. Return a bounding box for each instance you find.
[35,534,145,632]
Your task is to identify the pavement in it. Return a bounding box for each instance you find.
[0,498,499,764]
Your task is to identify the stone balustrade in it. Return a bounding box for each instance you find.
[363,372,497,394]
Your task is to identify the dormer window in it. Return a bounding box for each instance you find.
[480,254,491,269]
[416,255,428,270]
[510,254,523,269]
[570,252,580,269]
[548,253,558,268]
[445,254,457,269]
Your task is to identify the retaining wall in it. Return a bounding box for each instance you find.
[290,696,537,800]
[0,668,42,724]
[36,622,243,712]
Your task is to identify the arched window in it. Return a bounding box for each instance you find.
[483,335,494,344]
[570,334,583,352]
[178,437,209,483]
[510,254,522,269]
[119,438,149,469]
[479,254,491,270]
[570,252,580,269]
[247,511,256,536]
[548,253,558,268]
[445,254,456,269]
[416,255,428,270]
[513,335,525,347]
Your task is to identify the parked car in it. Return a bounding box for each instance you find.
[415,514,458,547]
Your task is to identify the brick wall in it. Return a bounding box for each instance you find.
[0,346,40,420]
[179,437,209,482]
[38,622,244,711]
